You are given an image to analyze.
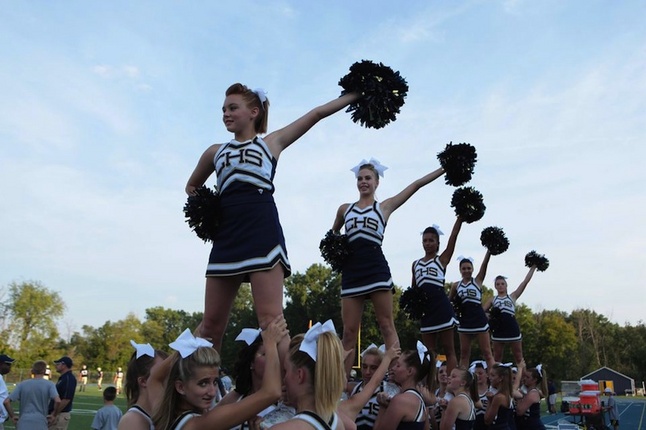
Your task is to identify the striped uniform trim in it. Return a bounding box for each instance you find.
[206,244,288,277]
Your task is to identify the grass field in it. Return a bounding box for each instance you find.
[5,384,128,430]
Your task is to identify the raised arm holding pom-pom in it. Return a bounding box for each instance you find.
[332,163,445,378]
[483,265,538,364]
[449,250,494,368]
[411,216,463,376]
[185,83,358,364]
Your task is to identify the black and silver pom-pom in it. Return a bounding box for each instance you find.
[437,142,477,186]
[488,306,502,332]
[451,295,463,320]
[339,60,409,129]
[319,230,351,272]
[451,187,486,223]
[480,226,509,256]
[525,250,550,272]
[400,287,432,320]
[183,185,220,242]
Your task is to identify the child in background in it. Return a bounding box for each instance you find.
[92,387,123,430]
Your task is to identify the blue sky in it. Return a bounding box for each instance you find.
[1,0,645,337]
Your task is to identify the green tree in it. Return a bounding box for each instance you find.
[141,306,203,350]
[284,264,344,334]
[4,280,65,364]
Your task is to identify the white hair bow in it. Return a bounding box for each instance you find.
[436,360,444,369]
[350,158,388,178]
[432,224,445,236]
[130,340,155,359]
[361,343,378,357]
[500,362,513,368]
[536,364,543,374]
[299,320,336,361]
[253,88,267,104]
[169,329,213,358]
[469,360,487,373]
[457,255,473,262]
[360,343,386,357]
[235,328,262,346]
[416,341,429,363]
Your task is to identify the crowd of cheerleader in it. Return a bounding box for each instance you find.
[129,59,555,429]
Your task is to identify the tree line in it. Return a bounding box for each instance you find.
[1,267,645,387]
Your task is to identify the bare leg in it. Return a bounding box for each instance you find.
[371,291,400,349]
[458,332,473,368]
[249,265,290,362]
[341,296,365,378]
[477,331,494,368]
[492,340,504,363]
[201,276,243,351]
[510,340,524,365]
[438,328,458,374]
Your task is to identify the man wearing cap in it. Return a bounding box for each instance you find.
[48,356,76,430]
[0,354,15,430]
[604,387,619,430]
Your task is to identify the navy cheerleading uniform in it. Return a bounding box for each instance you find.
[396,389,426,430]
[340,202,393,298]
[413,256,458,333]
[350,380,386,429]
[489,401,513,430]
[206,137,291,279]
[516,391,545,430]
[490,295,522,342]
[455,278,489,333]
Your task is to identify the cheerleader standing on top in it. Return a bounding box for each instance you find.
[449,251,495,368]
[411,218,464,374]
[332,158,445,377]
[186,83,359,354]
[482,265,538,364]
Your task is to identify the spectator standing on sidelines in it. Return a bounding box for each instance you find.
[49,356,77,430]
[4,360,61,430]
[547,379,557,414]
[91,387,122,430]
[44,365,52,380]
[604,388,619,430]
[0,354,15,430]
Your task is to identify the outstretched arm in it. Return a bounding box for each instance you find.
[265,92,360,155]
[438,217,464,268]
[474,249,492,287]
[380,168,445,221]
[510,266,537,301]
